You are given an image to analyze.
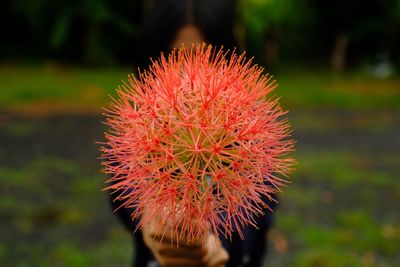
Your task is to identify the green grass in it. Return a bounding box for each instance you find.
[1,63,399,266]
[295,151,399,186]
[270,149,400,267]
[0,155,132,266]
[275,69,400,109]
[0,63,129,110]
[1,63,399,111]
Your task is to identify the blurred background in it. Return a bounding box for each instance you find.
[1,0,399,266]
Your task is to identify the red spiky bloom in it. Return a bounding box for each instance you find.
[101,45,295,242]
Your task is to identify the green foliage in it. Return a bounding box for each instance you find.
[394,0,400,19]
[239,0,308,34]
[235,0,400,67]
[238,0,313,62]
[13,0,138,64]
[5,0,400,67]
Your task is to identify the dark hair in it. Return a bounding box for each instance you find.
[136,0,237,69]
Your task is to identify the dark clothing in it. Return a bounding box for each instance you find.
[110,194,276,267]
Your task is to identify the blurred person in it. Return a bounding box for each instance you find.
[110,1,276,266]
[135,0,237,70]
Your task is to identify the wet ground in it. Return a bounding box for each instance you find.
[0,109,399,267]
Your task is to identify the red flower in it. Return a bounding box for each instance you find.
[101,45,295,242]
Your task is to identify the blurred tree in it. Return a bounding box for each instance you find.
[389,0,400,66]
[238,0,311,68]
[2,0,400,69]
[11,0,142,64]
[237,0,400,71]
[310,0,397,71]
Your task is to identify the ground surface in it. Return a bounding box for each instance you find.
[0,64,399,266]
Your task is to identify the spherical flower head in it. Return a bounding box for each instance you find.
[101,45,295,243]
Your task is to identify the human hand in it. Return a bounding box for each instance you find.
[142,222,228,267]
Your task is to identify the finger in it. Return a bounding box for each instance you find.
[203,234,229,267]
[144,228,207,260]
[158,245,206,258]
[160,257,206,267]
[150,231,204,248]
[149,237,206,257]
[207,248,229,267]
[144,211,205,245]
